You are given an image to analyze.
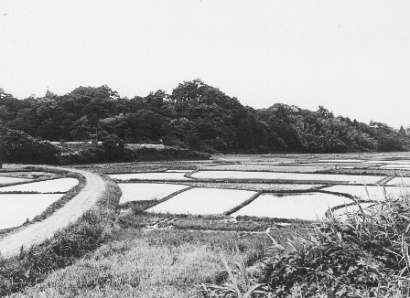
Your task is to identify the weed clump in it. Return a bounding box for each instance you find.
[202,194,410,297]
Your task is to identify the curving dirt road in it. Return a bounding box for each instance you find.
[0,166,107,258]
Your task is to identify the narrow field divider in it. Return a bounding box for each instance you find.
[154,186,195,206]
[315,189,357,201]
[0,176,61,188]
[325,199,381,219]
[377,176,394,186]
[184,169,199,179]
[223,191,263,216]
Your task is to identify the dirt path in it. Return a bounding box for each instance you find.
[0,166,107,258]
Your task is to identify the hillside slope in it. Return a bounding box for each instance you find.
[1,80,409,155]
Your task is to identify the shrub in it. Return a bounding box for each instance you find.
[0,129,59,164]
[203,194,410,297]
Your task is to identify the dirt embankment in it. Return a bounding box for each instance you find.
[0,166,108,257]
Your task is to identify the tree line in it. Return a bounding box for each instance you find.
[1,79,410,157]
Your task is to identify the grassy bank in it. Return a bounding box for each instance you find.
[7,228,278,297]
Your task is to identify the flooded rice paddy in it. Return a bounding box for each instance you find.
[191,171,384,184]
[0,194,63,229]
[0,177,32,185]
[322,185,405,200]
[148,188,256,215]
[4,154,410,225]
[110,154,410,220]
[0,174,80,230]
[0,178,79,193]
[231,192,351,220]
[318,159,364,163]
[109,172,192,181]
[118,183,188,203]
[386,177,410,186]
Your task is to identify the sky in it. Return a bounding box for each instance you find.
[1,0,410,128]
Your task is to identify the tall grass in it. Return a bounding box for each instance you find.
[202,188,410,297]
[8,229,273,298]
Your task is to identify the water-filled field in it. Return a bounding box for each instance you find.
[109,172,192,181]
[0,194,63,229]
[318,159,364,163]
[0,177,32,185]
[191,171,384,184]
[148,188,256,215]
[322,185,405,200]
[380,164,410,170]
[386,177,410,186]
[0,178,79,193]
[182,182,321,192]
[231,192,352,220]
[118,183,189,203]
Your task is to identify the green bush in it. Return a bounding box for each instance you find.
[0,129,59,164]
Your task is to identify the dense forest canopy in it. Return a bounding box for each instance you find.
[1,79,410,155]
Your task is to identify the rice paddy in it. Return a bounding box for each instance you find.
[322,185,405,200]
[191,170,384,184]
[0,177,32,185]
[318,159,364,163]
[118,183,189,203]
[147,188,257,215]
[181,182,322,192]
[3,153,410,230]
[107,155,410,220]
[0,194,64,229]
[0,178,79,193]
[386,177,410,186]
[231,192,352,220]
[109,172,192,181]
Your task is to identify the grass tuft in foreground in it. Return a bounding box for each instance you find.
[202,192,410,297]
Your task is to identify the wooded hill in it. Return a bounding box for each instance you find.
[1,79,409,156]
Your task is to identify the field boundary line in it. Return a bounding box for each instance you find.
[184,169,199,179]
[377,176,394,186]
[0,175,76,190]
[223,191,263,216]
[315,189,357,201]
[325,199,381,219]
[151,186,195,207]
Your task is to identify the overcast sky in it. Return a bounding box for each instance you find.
[1,0,410,128]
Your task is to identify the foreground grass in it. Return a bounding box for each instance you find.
[6,205,305,298]
[199,193,410,297]
[8,228,277,298]
[119,210,310,232]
